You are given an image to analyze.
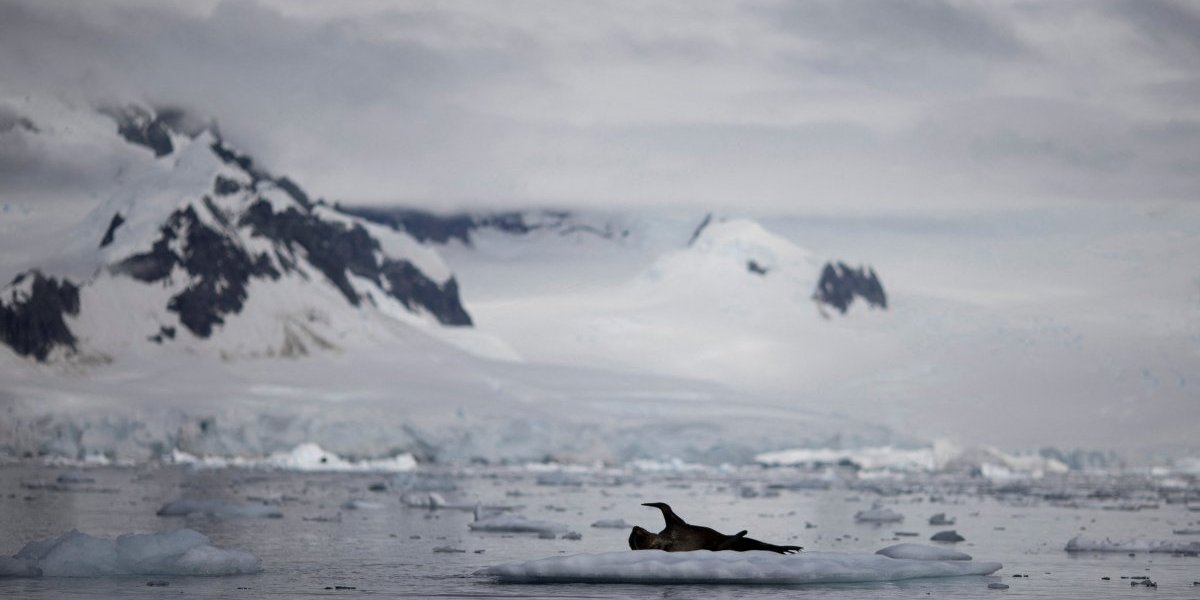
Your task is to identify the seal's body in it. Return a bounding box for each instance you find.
[629,502,802,554]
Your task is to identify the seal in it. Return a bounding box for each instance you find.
[628,502,802,554]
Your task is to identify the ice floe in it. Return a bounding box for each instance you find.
[876,543,971,561]
[591,519,632,529]
[468,514,569,536]
[854,505,904,523]
[157,499,282,519]
[480,549,1002,584]
[1064,535,1200,554]
[2,529,260,577]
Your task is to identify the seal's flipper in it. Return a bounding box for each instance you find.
[719,534,803,554]
[734,530,748,538]
[642,502,687,528]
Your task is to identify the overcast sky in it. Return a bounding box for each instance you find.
[1,0,1198,213]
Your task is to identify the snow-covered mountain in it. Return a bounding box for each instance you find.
[0,99,471,365]
[0,96,909,466]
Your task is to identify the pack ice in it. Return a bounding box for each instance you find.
[480,549,1002,584]
[0,529,260,577]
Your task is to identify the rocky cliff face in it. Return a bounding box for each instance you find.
[0,103,472,362]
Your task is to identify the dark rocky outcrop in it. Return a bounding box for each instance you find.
[115,205,279,338]
[99,213,125,248]
[240,200,472,325]
[213,176,241,196]
[813,262,887,314]
[340,207,572,246]
[104,105,175,157]
[380,260,472,326]
[0,271,81,361]
[746,260,768,276]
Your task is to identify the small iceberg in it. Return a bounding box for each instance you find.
[876,543,972,561]
[928,513,956,526]
[157,499,282,519]
[480,549,1002,584]
[1,529,260,577]
[854,505,904,523]
[930,530,965,543]
[469,514,569,536]
[1065,535,1200,554]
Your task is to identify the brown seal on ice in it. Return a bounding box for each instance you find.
[628,502,802,554]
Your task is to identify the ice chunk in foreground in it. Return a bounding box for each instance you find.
[4,529,260,577]
[469,514,569,535]
[480,550,1002,584]
[876,543,972,561]
[1064,535,1200,554]
[157,499,282,519]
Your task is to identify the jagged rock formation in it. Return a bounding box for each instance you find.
[340,206,620,246]
[0,104,473,362]
[0,271,81,361]
[813,262,887,314]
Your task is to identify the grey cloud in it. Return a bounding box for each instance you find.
[0,0,1196,211]
[1112,0,1200,67]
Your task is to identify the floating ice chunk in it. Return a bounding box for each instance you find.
[469,514,569,535]
[1065,535,1200,554]
[928,513,955,526]
[876,544,972,561]
[591,519,632,529]
[402,492,448,508]
[930,530,965,543]
[854,506,904,523]
[264,443,417,472]
[480,550,1002,584]
[5,529,259,577]
[341,499,385,510]
[157,499,282,519]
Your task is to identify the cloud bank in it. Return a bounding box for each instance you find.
[1,0,1198,212]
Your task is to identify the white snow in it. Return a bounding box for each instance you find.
[1064,535,1200,554]
[876,543,972,561]
[7,529,260,577]
[480,549,1002,584]
[468,514,569,535]
[156,499,282,519]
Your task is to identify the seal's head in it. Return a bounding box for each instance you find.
[628,525,664,550]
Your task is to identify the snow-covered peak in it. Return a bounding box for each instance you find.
[0,99,477,364]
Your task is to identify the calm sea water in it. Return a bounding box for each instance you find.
[1,464,1197,599]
